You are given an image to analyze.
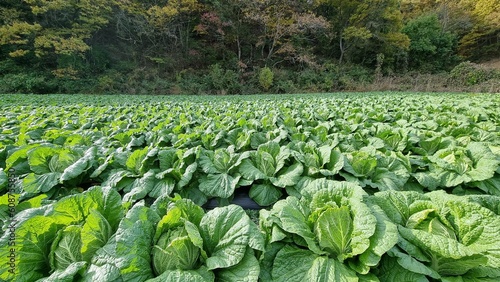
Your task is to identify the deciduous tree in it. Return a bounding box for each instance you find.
[243,0,329,66]
[459,0,500,59]
[0,0,115,77]
[314,0,409,65]
[194,0,257,69]
[402,13,458,71]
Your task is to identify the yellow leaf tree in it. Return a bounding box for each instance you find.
[0,0,115,77]
[459,0,500,59]
[314,0,409,65]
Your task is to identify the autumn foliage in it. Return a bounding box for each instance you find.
[0,0,498,93]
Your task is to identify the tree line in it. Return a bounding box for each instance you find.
[0,0,498,94]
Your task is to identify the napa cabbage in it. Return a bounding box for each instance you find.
[148,196,263,281]
[0,186,123,282]
[260,179,398,281]
[413,142,499,190]
[239,141,304,206]
[372,190,500,281]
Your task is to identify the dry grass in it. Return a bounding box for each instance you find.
[365,75,500,93]
[360,59,500,94]
[479,58,500,70]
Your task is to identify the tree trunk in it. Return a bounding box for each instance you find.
[339,37,345,64]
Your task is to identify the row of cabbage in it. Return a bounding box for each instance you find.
[1,137,499,209]
[1,97,500,204]
[1,96,498,155]
[1,179,500,281]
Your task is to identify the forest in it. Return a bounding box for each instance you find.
[0,0,499,94]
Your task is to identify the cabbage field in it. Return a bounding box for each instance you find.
[1,93,500,281]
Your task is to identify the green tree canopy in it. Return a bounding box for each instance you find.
[402,13,459,72]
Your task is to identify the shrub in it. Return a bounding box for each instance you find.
[296,69,320,91]
[179,73,209,95]
[259,67,274,91]
[450,61,491,86]
[0,72,57,94]
[57,78,97,94]
[274,79,297,94]
[320,63,373,91]
[96,71,121,93]
[206,64,241,94]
